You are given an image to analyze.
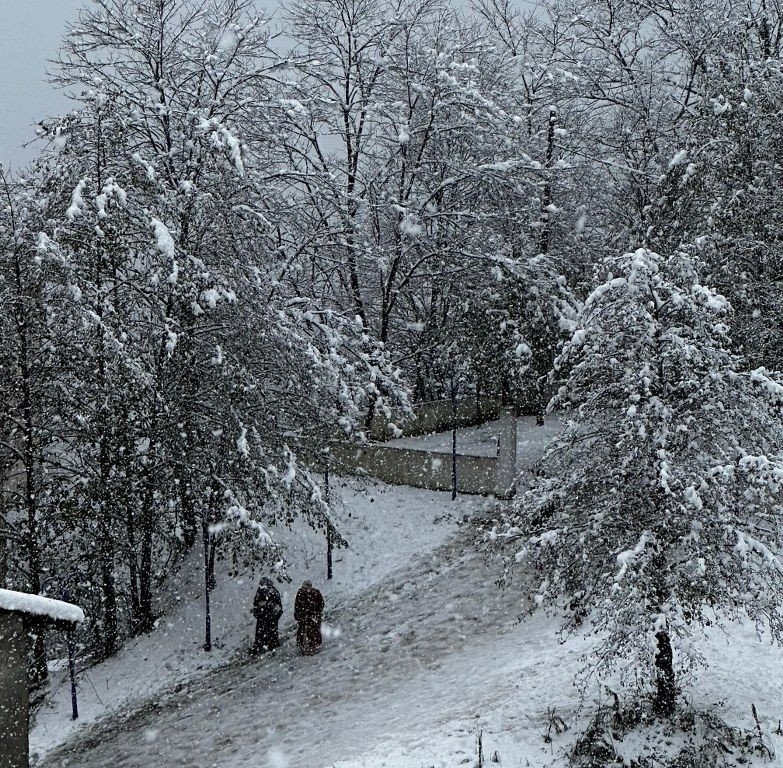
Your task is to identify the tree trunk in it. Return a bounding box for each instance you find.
[126,505,140,631]
[653,629,676,716]
[17,299,47,684]
[100,541,118,658]
[207,536,217,593]
[180,481,197,550]
[138,480,155,634]
[99,434,118,657]
[538,107,558,257]
[176,426,197,550]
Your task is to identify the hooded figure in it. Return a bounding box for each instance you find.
[251,577,283,654]
[294,581,324,655]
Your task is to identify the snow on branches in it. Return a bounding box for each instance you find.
[497,247,783,708]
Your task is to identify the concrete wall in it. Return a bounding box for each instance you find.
[0,611,28,768]
[331,408,521,498]
[369,397,503,441]
[331,442,504,496]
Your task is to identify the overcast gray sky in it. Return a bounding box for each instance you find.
[0,0,287,169]
[0,0,86,168]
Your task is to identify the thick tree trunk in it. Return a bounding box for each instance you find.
[99,438,118,658]
[24,449,47,685]
[126,506,140,631]
[653,629,676,716]
[538,107,557,256]
[207,537,217,593]
[177,421,197,551]
[17,299,47,684]
[137,404,159,633]
[180,480,197,550]
[650,538,675,716]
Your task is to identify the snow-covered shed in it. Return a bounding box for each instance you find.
[0,589,84,768]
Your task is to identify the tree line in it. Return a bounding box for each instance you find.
[2,0,783,691]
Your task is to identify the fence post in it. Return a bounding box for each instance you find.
[495,407,518,498]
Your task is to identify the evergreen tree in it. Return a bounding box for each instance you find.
[497,248,783,715]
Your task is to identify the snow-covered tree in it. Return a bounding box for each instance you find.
[497,247,783,715]
[9,0,410,656]
[645,2,783,374]
[275,0,578,403]
[0,170,64,680]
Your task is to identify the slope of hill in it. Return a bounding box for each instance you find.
[32,424,783,768]
[31,477,477,763]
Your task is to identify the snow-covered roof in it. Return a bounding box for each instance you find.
[0,589,85,624]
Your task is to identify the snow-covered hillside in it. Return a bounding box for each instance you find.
[33,465,783,767]
[30,477,474,763]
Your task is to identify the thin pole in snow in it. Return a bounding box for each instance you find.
[202,518,212,652]
[325,452,333,580]
[62,588,78,720]
[451,378,458,501]
[67,630,78,720]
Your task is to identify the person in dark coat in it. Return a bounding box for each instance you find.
[294,580,324,656]
[251,577,283,654]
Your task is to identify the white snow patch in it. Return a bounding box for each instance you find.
[66,180,87,221]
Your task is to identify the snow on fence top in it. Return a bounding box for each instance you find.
[0,589,85,624]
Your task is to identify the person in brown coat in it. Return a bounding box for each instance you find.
[294,580,324,655]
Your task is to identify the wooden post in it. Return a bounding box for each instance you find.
[0,612,29,768]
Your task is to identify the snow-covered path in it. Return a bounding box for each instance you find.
[38,512,783,768]
[38,519,579,768]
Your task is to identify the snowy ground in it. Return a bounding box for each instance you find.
[32,422,783,768]
[31,478,475,763]
[388,414,562,464]
[35,508,783,768]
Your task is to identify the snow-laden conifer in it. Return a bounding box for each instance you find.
[499,247,783,715]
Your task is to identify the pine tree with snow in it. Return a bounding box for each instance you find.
[499,247,783,716]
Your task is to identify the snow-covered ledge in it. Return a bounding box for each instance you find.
[0,589,84,768]
[0,588,85,626]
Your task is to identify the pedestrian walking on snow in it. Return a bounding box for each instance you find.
[294,581,324,655]
[251,577,283,654]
